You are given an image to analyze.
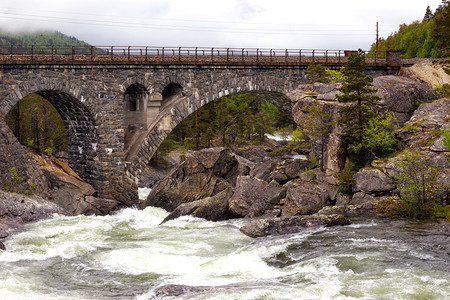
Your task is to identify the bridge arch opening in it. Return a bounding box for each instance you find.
[3,91,102,190]
[136,91,296,195]
[161,83,183,108]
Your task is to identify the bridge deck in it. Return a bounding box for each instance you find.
[0,46,402,67]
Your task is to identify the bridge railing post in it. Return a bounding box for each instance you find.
[179,47,181,62]
[51,45,54,61]
[211,48,214,63]
[242,48,244,64]
[227,48,229,63]
[145,47,148,62]
[325,50,328,65]
[256,48,259,65]
[128,46,130,61]
[71,46,74,61]
[195,47,198,63]
[162,47,165,62]
[299,49,301,64]
[312,50,315,63]
[111,46,114,61]
[270,49,272,64]
[338,50,341,63]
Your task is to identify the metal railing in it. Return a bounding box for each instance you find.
[0,45,394,66]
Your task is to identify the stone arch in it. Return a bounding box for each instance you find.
[0,83,103,191]
[126,79,295,189]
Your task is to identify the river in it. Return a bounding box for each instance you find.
[0,192,449,299]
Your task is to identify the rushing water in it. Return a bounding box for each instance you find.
[0,203,449,299]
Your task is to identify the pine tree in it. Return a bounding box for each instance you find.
[299,100,333,171]
[423,6,433,22]
[337,49,380,167]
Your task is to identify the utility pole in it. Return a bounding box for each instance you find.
[376,22,379,59]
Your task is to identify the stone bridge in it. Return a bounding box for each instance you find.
[0,50,402,206]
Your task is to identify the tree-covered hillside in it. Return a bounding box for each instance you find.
[369,1,449,58]
[0,30,92,47]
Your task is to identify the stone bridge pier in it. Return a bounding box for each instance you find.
[0,63,400,206]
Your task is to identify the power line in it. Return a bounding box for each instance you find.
[0,12,375,36]
[0,6,400,29]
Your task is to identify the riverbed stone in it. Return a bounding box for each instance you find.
[0,228,8,238]
[239,213,351,238]
[280,181,333,216]
[147,148,248,211]
[228,176,286,218]
[161,188,234,223]
[0,241,5,251]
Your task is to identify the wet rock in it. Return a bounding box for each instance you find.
[239,214,350,238]
[228,176,286,218]
[43,169,118,215]
[280,181,334,216]
[152,284,210,298]
[0,241,5,251]
[0,191,66,228]
[317,204,376,216]
[147,148,247,211]
[161,188,234,223]
[352,168,395,194]
[0,228,8,238]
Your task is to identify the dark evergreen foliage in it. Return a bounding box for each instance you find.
[337,49,380,167]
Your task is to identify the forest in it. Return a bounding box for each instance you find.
[369,1,449,58]
[154,93,295,158]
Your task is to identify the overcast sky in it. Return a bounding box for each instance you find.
[0,0,443,50]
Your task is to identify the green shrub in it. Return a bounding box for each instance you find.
[395,152,447,218]
[335,162,356,194]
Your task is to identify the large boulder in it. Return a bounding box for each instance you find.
[280,181,335,216]
[43,169,118,216]
[146,148,248,211]
[0,191,66,234]
[239,214,350,238]
[161,188,234,223]
[228,176,286,218]
[373,76,436,125]
[352,168,395,194]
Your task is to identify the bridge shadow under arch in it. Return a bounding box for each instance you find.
[3,90,103,191]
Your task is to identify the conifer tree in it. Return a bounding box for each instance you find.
[337,49,380,167]
[423,6,433,22]
[299,100,333,171]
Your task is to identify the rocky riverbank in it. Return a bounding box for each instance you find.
[145,96,449,237]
